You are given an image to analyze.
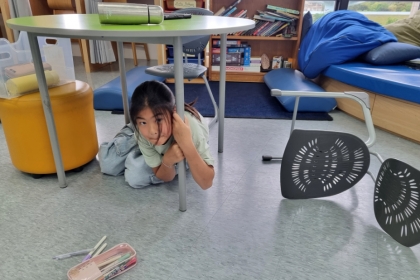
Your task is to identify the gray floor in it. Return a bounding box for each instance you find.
[1,57,420,280]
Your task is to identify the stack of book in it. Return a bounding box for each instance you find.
[233,4,299,37]
[211,39,261,72]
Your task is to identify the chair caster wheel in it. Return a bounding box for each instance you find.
[71,166,84,173]
[31,174,44,179]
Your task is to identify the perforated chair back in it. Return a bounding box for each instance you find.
[281,129,370,199]
[374,158,420,247]
[174,8,213,55]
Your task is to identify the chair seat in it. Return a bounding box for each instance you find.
[146,63,207,79]
[280,129,370,199]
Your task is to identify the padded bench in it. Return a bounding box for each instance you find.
[94,66,165,111]
[264,68,337,112]
[319,62,420,143]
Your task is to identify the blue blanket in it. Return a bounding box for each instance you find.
[298,10,397,79]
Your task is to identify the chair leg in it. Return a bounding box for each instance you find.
[202,75,218,128]
[143,43,150,61]
[132,43,138,66]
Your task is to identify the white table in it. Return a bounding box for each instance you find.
[7,14,254,211]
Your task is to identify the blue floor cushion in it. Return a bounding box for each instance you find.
[94,66,165,110]
[264,68,337,112]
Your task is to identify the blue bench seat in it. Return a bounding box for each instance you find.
[323,62,420,105]
[264,68,337,112]
[94,66,165,111]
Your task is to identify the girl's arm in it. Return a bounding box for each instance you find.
[172,113,214,190]
[152,142,183,182]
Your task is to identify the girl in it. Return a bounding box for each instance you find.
[125,80,214,190]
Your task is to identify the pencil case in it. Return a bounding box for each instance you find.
[67,243,137,280]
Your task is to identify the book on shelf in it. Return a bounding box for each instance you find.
[212,53,242,66]
[272,10,300,20]
[211,65,261,72]
[214,7,226,16]
[220,0,242,16]
[250,56,261,66]
[223,6,237,17]
[212,46,251,65]
[273,23,290,37]
[253,14,275,22]
[266,4,300,15]
[257,10,294,22]
[231,9,247,18]
[212,39,247,47]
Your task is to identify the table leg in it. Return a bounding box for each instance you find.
[218,33,227,153]
[27,33,67,188]
[117,42,130,125]
[173,36,187,212]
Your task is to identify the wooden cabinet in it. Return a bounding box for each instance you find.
[208,0,305,82]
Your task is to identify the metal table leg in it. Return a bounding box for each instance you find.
[27,33,67,188]
[218,33,227,153]
[173,36,187,212]
[117,42,130,125]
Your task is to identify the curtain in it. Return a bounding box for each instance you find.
[85,0,116,64]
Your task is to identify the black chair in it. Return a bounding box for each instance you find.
[374,158,420,247]
[145,8,218,127]
[265,90,376,199]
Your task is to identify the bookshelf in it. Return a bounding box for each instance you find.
[209,0,305,83]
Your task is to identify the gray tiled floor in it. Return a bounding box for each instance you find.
[1,57,420,279]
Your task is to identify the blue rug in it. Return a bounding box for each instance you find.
[166,82,333,121]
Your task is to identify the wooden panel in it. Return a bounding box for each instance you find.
[319,76,376,121]
[209,71,265,83]
[372,95,420,143]
[0,0,15,41]
[319,75,420,144]
[47,0,75,10]
[29,0,53,15]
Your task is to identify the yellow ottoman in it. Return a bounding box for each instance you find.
[0,81,98,174]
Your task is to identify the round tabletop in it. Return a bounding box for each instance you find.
[7,14,255,39]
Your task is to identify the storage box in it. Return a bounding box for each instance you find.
[165,0,204,10]
[0,31,75,99]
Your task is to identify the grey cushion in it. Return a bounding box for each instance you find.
[362,42,420,65]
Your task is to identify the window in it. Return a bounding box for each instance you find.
[348,1,420,25]
[304,1,336,21]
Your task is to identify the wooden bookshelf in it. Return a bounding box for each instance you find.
[208,0,305,83]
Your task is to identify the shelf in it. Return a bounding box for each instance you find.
[209,71,265,83]
[211,35,298,41]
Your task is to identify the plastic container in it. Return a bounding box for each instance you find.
[0,31,75,99]
[165,0,204,10]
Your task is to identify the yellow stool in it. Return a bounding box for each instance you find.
[0,81,98,175]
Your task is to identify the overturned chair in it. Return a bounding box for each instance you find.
[264,90,420,247]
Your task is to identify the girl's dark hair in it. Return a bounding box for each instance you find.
[130,80,201,143]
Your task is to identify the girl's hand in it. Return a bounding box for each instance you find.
[172,112,193,149]
[164,141,184,165]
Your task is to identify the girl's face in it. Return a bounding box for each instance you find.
[135,107,172,146]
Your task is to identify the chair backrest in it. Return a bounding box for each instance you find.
[280,129,370,199]
[374,158,420,247]
[173,8,213,55]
